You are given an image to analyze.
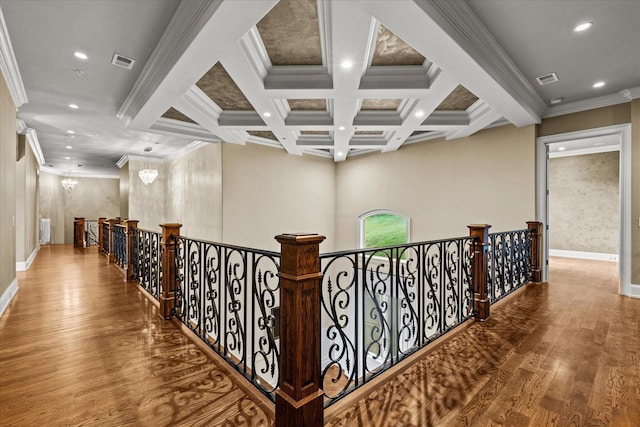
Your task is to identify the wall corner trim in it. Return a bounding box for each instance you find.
[628,284,640,299]
[0,278,19,318]
[16,246,39,272]
[0,7,27,108]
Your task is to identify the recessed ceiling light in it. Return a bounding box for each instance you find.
[64,156,71,160]
[593,81,605,88]
[68,103,79,109]
[558,147,566,151]
[336,151,344,156]
[73,51,88,60]
[338,126,346,131]
[414,110,425,118]
[549,97,564,105]
[574,22,592,32]
[263,112,271,117]
[67,130,75,134]
[66,145,72,149]
[341,60,353,69]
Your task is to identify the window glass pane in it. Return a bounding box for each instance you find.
[363,213,407,248]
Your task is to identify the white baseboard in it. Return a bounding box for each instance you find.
[549,249,618,262]
[629,283,640,299]
[0,278,19,317]
[16,246,39,271]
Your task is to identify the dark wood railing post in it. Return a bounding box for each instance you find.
[159,223,182,320]
[527,221,543,283]
[74,217,85,249]
[124,220,139,282]
[107,218,119,264]
[468,224,491,321]
[274,233,325,427]
[98,217,106,254]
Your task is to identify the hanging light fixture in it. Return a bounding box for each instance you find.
[138,168,158,185]
[61,177,77,191]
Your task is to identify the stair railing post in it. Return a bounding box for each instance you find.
[74,217,85,249]
[468,224,491,321]
[124,220,139,282]
[274,233,325,427]
[159,223,182,320]
[107,219,119,264]
[98,217,106,254]
[526,221,543,283]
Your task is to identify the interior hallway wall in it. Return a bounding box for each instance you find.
[15,141,39,265]
[128,157,167,232]
[0,72,16,300]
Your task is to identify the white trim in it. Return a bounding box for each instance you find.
[549,249,618,262]
[116,155,129,168]
[16,246,39,271]
[0,278,19,317]
[25,128,45,166]
[629,284,640,299]
[548,144,620,158]
[39,167,119,179]
[0,7,27,107]
[536,124,632,297]
[543,86,640,119]
[165,140,210,161]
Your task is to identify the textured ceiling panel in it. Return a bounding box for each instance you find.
[361,99,402,110]
[371,25,426,66]
[288,99,327,111]
[196,63,254,110]
[257,0,322,66]
[436,85,479,110]
[248,130,278,141]
[300,130,329,135]
[162,107,195,123]
[355,130,384,135]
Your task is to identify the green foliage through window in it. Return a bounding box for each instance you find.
[363,213,408,249]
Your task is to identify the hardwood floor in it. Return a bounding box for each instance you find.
[2,248,638,426]
[326,257,640,427]
[0,245,274,426]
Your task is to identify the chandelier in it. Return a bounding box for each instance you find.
[138,168,158,185]
[61,178,77,191]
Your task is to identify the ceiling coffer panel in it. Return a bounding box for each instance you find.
[371,25,426,66]
[256,0,322,66]
[288,99,327,111]
[196,63,254,110]
[355,130,384,135]
[162,107,196,123]
[300,130,330,135]
[436,85,479,110]
[361,99,402,111]
[248,130,278,141]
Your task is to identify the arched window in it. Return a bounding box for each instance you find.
[357,209,410,249]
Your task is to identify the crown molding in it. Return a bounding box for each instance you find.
[165,140,210,161]
[40,166,119,179]
[543,86,640,119]
[116,155,129,168]
[16,118,27,133]
[149,117,221,142]
[0,7,27,108]
[25,128,45,166]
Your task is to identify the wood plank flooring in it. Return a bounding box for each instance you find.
[2,247,638,426]
[0,245,274,426]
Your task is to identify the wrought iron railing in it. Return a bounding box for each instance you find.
[113,225,127,268]
[172,237,281,401]
[132,229,162,301]
[102,222,110,254]
[488,229,532,303]
[85,220,99,247]
[319,237,475,406]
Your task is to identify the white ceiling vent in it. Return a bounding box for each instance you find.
[111,53,135,70]
[536,72,559,86]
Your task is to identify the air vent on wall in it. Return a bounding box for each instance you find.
[536,72,559,86]
[111,53,135,70]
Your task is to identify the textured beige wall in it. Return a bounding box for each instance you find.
[15,143,39,262]
[15,143,25,261]
[335,125,537,250]
[0,73,16,295]
[539,104,631,137]
[166,143,222,241]
[549,152,619,253]
[119,162,129,218]
[39,172,119,244]
[632,99,640,285]
[222,143,336,252]
[128,158,167,232]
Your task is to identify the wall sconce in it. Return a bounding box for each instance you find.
[138,168,158,185]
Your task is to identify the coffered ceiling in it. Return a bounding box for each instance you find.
[1,0,639,175]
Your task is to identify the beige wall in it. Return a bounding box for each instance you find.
[549,152,619,253]
[632,99,640,285]
[128,158,167,232]
[335,125,537,250]
[119,162,129,218]
[15,142,39,263]
[0,73,16,297]
[539,104,631,137]
[222,143,336,252]
[39,172,120,244]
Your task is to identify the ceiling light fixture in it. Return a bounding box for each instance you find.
[263,112,271,117]
[64,156,71,160]
[549,97,564,105]
[338,126,346,131]
[68,103,79,109]
[336,151,344,156]
[73,51,88,60]
[61,177,77,191]
[66,146,72,149]
[558,147,566,151]
[574,22,592,32]
[414,110,425,118]
[341,60,353,69]
[593,81,605,88]
[67,130,75,134]
[138,168,158,185]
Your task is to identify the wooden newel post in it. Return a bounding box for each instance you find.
[275,233,325,427]
[98,217,106,254]
[159,223,182,320]
[107,219,120,263]
[124,220,139,282]
[74,217,85,249]
[527,221,543,283]
[468,224,491,321]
